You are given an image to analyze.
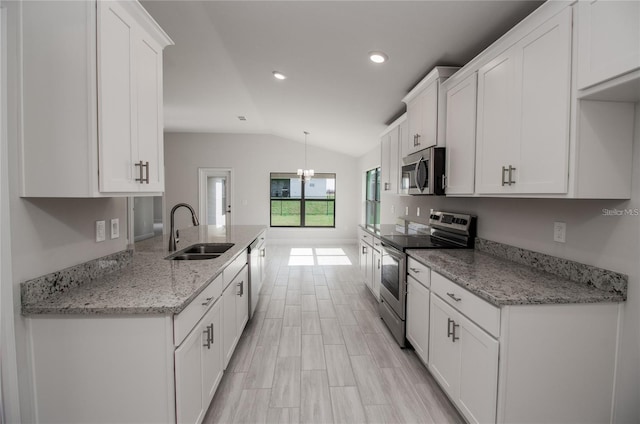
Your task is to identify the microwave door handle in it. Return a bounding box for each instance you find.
[414,160,423,192]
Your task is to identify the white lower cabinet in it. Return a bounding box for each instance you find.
[175,299,223,424]
[358,228,381,301]
[371,245,382,301]
[406,274,430,364]
[223,264,249,369]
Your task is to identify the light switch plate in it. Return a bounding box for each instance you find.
[417,207,421,217]
[405,206,409,216]
[554,222,566,243]
[96,220,106,242]
[111,218,119,239]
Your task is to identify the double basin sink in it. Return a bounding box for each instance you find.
[166,243,234,261]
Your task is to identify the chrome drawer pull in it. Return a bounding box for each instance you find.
[447,292,462,302]
[409,267,420,273]
[202,297,214,307]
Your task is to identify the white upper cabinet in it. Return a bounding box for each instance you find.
[443,72,477,196]
[402,67,459,155]
[20,0,173,197]
[380,114,405,194]
[476,7,572,195]
[577,0,640,90]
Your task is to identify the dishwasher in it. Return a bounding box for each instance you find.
[248,234,266,319]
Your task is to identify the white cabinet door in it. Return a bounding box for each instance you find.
[406,275,430,364]
[445,72,477,195]
[406,82,438,154]
[577,0,640,89]
[359,240,368,281]
[222,280,238,369]
[380,125,400,194]
[175,315,206,424]
[457,314,499,424]
[97,1,137,193]
[202,300,223,407]
[515,7,571,194]
[475,46,518,194]
[235,266,249,336]
[428,295,460,397]
[372,248,382,301]
[135,31,165,192]
[407,95,423,154]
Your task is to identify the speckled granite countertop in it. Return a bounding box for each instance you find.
[407,249,626,306]
[22,225,266,315]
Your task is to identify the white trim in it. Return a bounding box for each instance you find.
[268,238,358,246]
[0,5,21,422]
[198,167,233,227]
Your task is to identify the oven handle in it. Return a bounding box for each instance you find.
[380,242,404,261]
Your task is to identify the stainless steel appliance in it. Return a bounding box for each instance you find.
[248,234,266,319]
[379,211,476,347]
[400,147,446,195]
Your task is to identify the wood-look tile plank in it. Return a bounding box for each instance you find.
[279,326,301,357]
[335,304,358,326]
[288,280,301,291]
[313,274,327,286]
[314,285,330,300]
[350,355,389,405]
[258,319,283,347]
[257,295,271,312]
[364,332,401,369]
[266,408,300,424]
[203,372,246,424]
[324,344,356,387]
[301,335,326,370]
[283,305,302,327]
[245,311,266,338]
[244,345,278,389]
[329,289,349,305]
[330,386,367,424]
[414,369,465,424]
[342,325,371,356]
[301,281,315,294]
[363,404,404,424]
[286,290,301,305]
[317,299,336,319]
[229,334,258,373]
[301,370,333,424]
[272,286,288,300]
[301,311,321,335]
[320,319,344,345]
[301,294,318,312]
[270,357,301,408]
[232,388,271,424]
[266,299,286,319]
[380,367,435,424]
[353,309,381,335]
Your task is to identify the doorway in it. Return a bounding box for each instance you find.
[198,168,232,227]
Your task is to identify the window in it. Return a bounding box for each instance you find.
[365,167,380,231]
[270,173,336,227]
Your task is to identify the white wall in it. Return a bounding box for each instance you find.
[164,133,360,243]
[3,2,129,420]
[364,107,640,423]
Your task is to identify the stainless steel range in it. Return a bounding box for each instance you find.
[378,210,476,347]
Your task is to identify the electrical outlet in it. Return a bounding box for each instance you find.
[391,205,395,214]
[96,220,106,242]
[405,206,409,216]
[554,222,566,243]
[417,207,421,217]
[111,218,119,239]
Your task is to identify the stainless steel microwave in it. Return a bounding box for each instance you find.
[400,147,446,195]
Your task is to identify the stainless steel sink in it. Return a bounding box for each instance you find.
[166,243,234,260]
[182,243,234,254]
[169,253,221,261]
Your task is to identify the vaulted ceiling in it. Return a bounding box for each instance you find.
[142,0,544,157]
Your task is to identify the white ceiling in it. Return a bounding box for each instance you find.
[142,0,544,157]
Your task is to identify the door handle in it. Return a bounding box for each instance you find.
[447,318,459,342]
[203,326,212,349]
[508,165,516,185]
[501,166,508,186]
[202,296,214,307]
[237,281,244,296]
[447,292,461,302]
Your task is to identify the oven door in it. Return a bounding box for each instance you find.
[379,243,407,320]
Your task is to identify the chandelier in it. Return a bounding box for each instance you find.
[297,131,314,182]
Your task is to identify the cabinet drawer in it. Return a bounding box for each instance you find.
[174,273,223,346]
[359,229,373,245]
[371,236,382,252]
[407,257,430,288]
[224,250,248,289]
[431,271,500,337]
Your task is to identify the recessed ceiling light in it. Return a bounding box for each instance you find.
[272,71,287,80]
[369,51,388,64]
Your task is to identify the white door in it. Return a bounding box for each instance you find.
[199,168,232,227]
[406,275,430,364]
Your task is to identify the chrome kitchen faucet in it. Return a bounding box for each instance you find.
[168,203,200,251]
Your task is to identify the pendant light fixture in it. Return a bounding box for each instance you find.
[297,131,314,182]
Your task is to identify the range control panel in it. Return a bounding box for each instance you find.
[429,210,475,234]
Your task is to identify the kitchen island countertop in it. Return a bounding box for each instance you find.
[21,225,267,315]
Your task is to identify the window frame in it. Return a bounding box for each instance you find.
[365,167,381,231]
[270,172,336,228]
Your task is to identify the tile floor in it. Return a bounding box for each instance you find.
[204,244,464,424]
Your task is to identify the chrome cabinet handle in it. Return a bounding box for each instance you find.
[135,161,144,183]
[384,182,390,191]
[260,248,266,257]
[237,281,244,296]
[409,267,420,273]
[501,166,508,186]
[414,133,421,146]
[377,259,381,269]
[203,325,213,349]
[143,161,150,184]
[202,296,214,307]
[362,246,367,254]
[208,323,214,344]
[447,318,460,342]
[447,292,462,302]
[135,161,150,184]
[442,174,447,189]
[508,165,516,185]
